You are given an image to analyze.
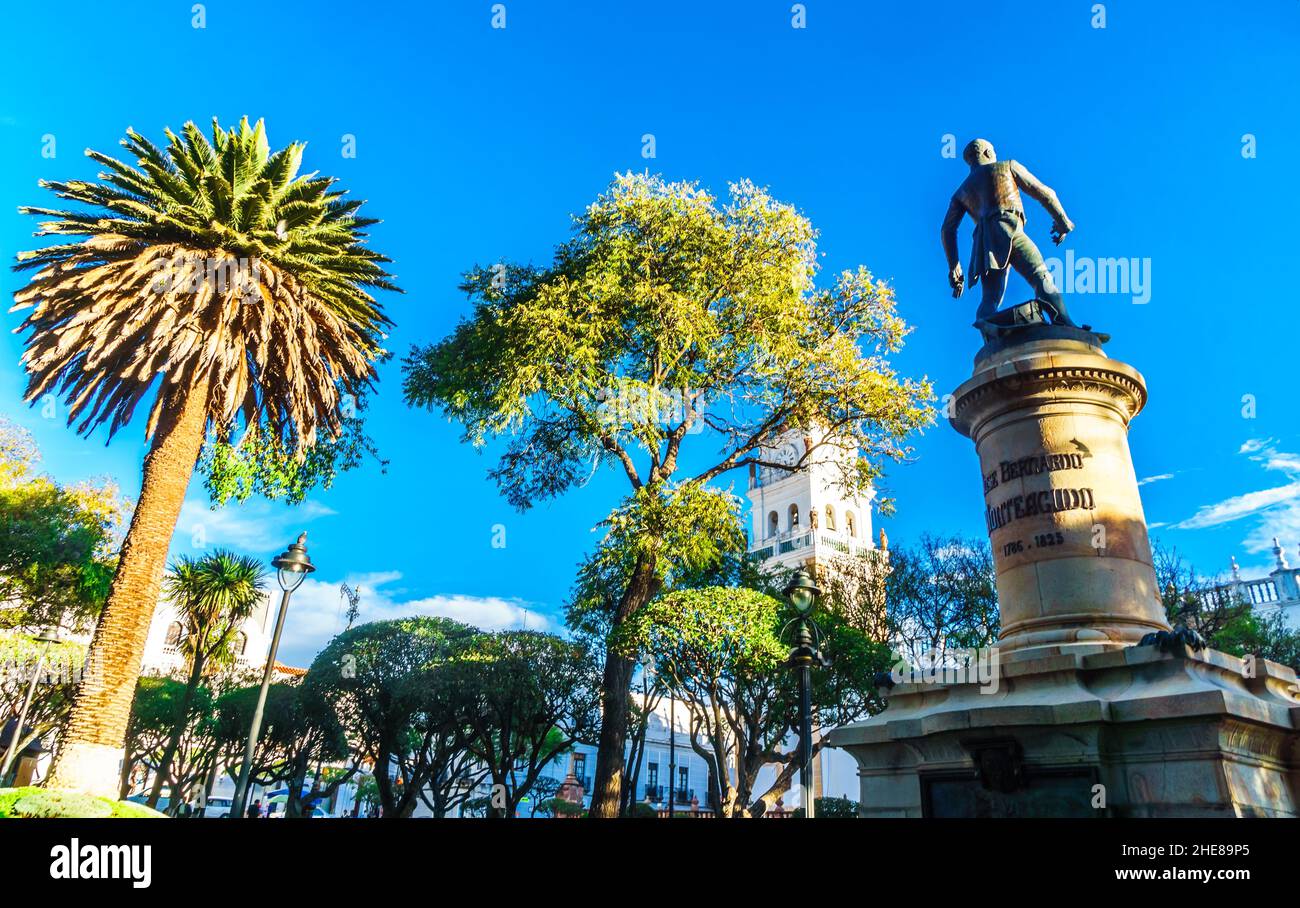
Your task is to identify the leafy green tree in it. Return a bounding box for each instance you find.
[522,776,562,817]
[146,550,266,807]
[120,675,221,811]
[412,711,490,819]
[305,617,477,818]
[403,173,931,814]
[884,533,999,665]
[214,682,356,818]
[618,587,784,816]
[15,118,398,795]
[617,585,891,816]
[447,631,601,818]
[815,548,892,639]
[199,393,388,506]
[1154,542,1300,670]
[0,420,122,631]
[120,677,177,798]
[0,632,86,784]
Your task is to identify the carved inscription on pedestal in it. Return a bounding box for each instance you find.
[983,447,1097,561]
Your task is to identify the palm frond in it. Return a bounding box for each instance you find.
[13,119,400,447]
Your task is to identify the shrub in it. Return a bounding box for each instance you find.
[790,796,859,819]
[630,802,658,818]
[0,787,164,818]
[541,797,584,817]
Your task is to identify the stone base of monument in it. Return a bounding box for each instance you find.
[827,644,1300,817]
[828,325,1300,816]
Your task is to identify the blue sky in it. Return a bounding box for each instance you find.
[1,1,1297,664]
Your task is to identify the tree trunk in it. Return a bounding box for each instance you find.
[46,375,212,797]
[286,755,309,819]
[588,559,661,818]
[147,649,205,807]
[118,754,134,800]
[588,654,638,818]
[621,714,648,816]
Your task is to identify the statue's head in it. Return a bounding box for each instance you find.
[963,138,996,167]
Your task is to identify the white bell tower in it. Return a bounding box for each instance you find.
[745,427,877,572]
[744,426,880,808]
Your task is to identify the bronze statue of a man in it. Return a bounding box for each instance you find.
[941,139,1078,338]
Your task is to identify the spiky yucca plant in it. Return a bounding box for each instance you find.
[12,118,397,795]
[147,550,266,809]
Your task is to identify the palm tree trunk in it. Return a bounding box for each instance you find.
[46,376,211,796]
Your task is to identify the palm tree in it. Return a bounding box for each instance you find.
[146,550,266,810]
[13,118,397,794]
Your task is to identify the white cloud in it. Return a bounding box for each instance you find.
[173,496,336,556]
[1137,473,1174,486]
[1171,482,1300,530]
[1242,504,1300,557]
[1170,440,1300,550]
[271,570,556,667]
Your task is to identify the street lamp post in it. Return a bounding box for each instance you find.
[783,568,826,819]
[0,626,60,785]
[230,533,315,818]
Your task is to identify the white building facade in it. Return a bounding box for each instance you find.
[137,592,279,678]
[1207,538,1300,631]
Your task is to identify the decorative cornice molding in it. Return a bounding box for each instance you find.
[951,358,1147,439]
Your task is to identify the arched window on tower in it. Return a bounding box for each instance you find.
[825,505,836,531]
[768,511,779,538]
[235,631,248,657]
[789,503,800,530]
[164,621,183,648]
[845,511,857,538]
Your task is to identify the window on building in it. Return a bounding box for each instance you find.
[573,754,586,781]
[164,622,183,648]
[789,503,799,529]
[768,511,779,538]
[845,510,856,537]
[678,765,688,795]
[825,505,836,531]
[235,631,248,656]
[647,763,658,787]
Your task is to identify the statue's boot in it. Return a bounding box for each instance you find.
[972,319,1005,342]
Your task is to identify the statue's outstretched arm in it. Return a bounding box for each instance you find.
[1011,161,1073,240]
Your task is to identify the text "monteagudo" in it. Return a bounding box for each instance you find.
[983,451,1095,532]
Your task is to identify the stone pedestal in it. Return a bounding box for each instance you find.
[828,327,1300,817]
[950,328,1169,657]
[830,643,1300,817]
